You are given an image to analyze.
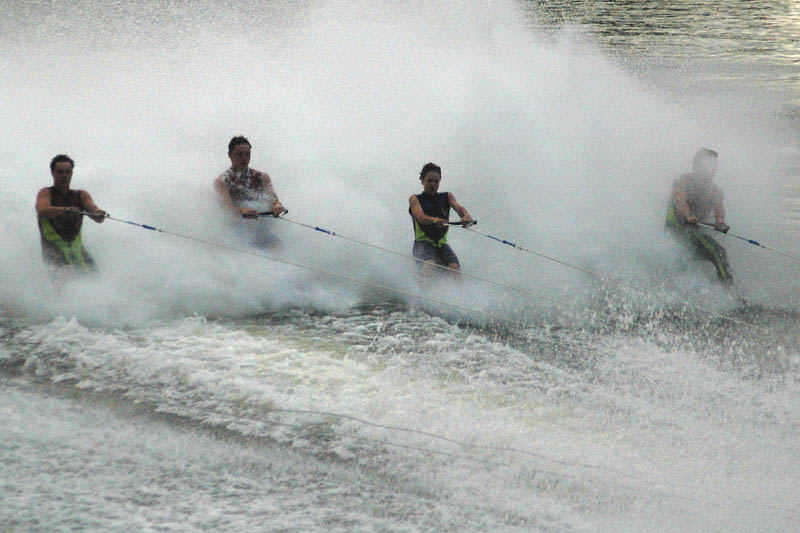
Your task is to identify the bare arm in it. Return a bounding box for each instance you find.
[447,192,472,223]
[712,187,725,224]
[711,187,729,231]
[260,173,285,216]
[35,188,106,222]
[78,190,107,223]
[36,187,87,217]
[215,176,256,217]
[409,195,446,225]
[35,187,75,217]
[671,180,694,222]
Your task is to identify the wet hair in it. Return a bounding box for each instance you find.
[228,136,251,153]
[50,154,75,171]
[419,162,441,181]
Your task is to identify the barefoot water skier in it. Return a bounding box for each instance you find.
[665,148,733,282]
[35,154,107,273]
[214,135,287,247]
[409,162,473,276]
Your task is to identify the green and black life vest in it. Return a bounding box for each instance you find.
[37,187,92,269]
[410,192,450,247]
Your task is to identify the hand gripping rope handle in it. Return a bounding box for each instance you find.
[247,210,289,218]
[415,219,477,227]
[80,211,159,232]
[445,220,477,227]
[698,222,800,263]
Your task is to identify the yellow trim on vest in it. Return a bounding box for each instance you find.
[413,218,448,247]
[39,217,90,269]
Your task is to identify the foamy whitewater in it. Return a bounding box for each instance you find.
[1,1,799,531]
